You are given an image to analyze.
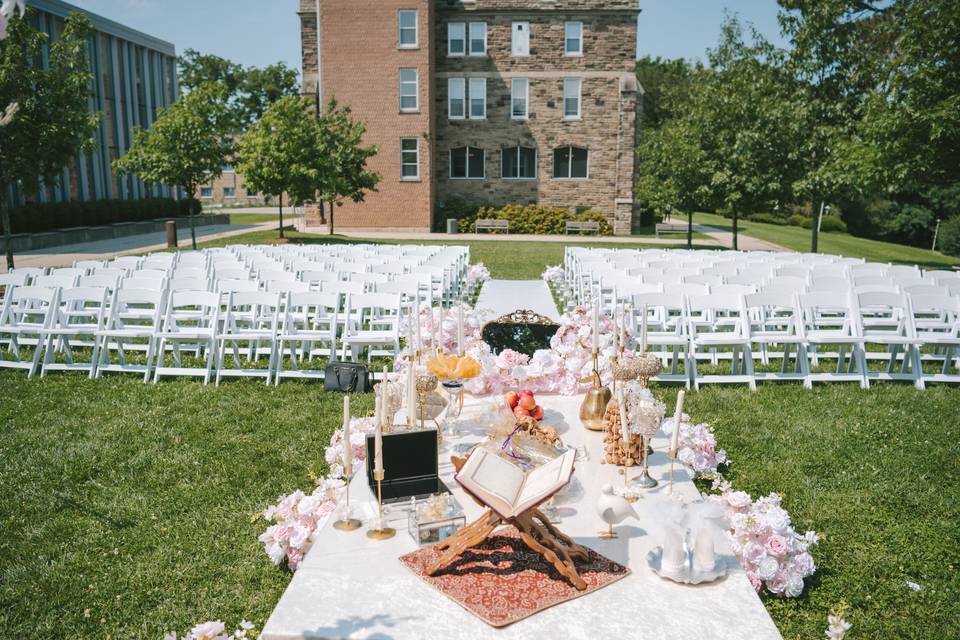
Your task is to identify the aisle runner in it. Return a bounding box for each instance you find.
[476,279,559,320]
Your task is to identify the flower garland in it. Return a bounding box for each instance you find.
[164,620,256,640]
[258,417,377,571]
[707,478,819,597]
[661,415,729,477]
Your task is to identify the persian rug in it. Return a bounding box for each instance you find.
[399,526,630,628]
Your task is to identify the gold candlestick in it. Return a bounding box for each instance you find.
[367,469,396,540]
[332,461,361,531]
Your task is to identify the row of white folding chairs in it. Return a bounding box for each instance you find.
[613,288,960,390]
[0,285,413,384]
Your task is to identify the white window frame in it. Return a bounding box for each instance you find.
[200,186,213,198]
[448,22,466,57]
[223,186,236,198]
[553,146,590,180]
[469,77,487,119]
[563,77,581,119]
[448,78,466,120]
[399,68,419,112]
[501,146,538,180]
[449,147,485,180]
[565,21,583,56]
[511,21,530,57]
[511,77,529,120]
[468,22,487,56]
[400,137,419,180]
[398,10,418,48]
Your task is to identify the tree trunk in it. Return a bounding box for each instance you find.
[188,195,198,250]
[278,194,285,239]
[811,199,823,253]
[329,200,335,235]
[731,211,739,251]
[318,199,327,224]
[687,210,693,249]
[0,196,14,271]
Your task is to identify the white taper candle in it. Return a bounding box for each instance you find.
[342,395,352,472]
[670,390,685,455]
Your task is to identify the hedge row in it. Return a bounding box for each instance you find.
[438,199,613,235]
[5,198,195,235]
[719,211,848,233]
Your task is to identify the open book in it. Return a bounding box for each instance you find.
[455,447,576,520]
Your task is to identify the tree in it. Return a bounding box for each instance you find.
[0,9,98,270]
[634,56,694,130]
[316,99,381,235]
[235,96,325,239]
[113,83,232,250]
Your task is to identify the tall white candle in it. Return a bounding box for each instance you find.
[640,304,648,353]
[670,390,685,455]
[612,304,620,354]
[436,308,443,354]
[342,395,352,472]
[374,415,384,475]
[457,302,465,355]
[592,298,600,352]
[381,365,389,427]
[414,297,422,356]
[621,305,628,352]
[619,384,630,444]
[407,359,415,427]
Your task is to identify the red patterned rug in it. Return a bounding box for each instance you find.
[399,526,630,628]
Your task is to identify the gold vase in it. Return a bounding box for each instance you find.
[580,355,611,431]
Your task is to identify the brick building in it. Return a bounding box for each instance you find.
[4,0,179,208]
[197,162,271,207]
[299,0,641,234]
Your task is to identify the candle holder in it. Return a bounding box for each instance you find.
[579,350,611,431]
[415,372,439,430]
[367,469,396,540]
[635,352,663,389]
[620,380,665,492]
[634,435,658,488]
[332,463,362,531]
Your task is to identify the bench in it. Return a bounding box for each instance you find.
[655,223,688,238]
[565,220,600,235]
[475,218,510,234]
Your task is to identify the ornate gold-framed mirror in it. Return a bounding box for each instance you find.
[480,309,560,356]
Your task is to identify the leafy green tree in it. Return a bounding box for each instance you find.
[316,99,381,235]
[235,96,325,239]
[634,56,694,130]
[113,83,232,250]
[0,10,98,270]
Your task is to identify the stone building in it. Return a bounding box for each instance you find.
[4,0,180,208]
[197,162,271,208]
[299,0,641,234]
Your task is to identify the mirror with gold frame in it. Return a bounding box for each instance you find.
[480,309,560,357]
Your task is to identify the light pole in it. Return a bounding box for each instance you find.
[932,218,941,251]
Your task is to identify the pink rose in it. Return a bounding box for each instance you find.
[765,534,788,558]
[742,541,766,565]
[746,571,762,592]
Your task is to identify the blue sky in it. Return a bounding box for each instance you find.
[72,0,788,74]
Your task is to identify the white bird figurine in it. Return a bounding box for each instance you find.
[596,483,638,539]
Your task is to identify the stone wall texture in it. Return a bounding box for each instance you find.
[299,0,639,233]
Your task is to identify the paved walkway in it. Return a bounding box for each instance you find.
[307,227,723,246]
[3,222,275,272]
[692,224,791,252]
[475,279,559,320]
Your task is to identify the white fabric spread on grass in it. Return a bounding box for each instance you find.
[475,279,559,321]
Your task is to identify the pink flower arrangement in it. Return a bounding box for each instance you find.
[397,303,486,361]
[465,262,491,289]
[164,619,256,640]
[541,265,565,283]
[661,415,729,476]
[259,417,377,570]
[708,479,818,598]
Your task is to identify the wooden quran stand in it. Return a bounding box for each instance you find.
[425,456,591,591]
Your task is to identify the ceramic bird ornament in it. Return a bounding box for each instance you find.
[596,483,638,539]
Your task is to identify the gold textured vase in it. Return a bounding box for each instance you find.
[580,369,611,431]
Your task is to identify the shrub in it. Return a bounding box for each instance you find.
[748,212,789,226]
[818,215,848,233]
[787,214,808,228]
[8,198,192,235]
[456,204,613,235]
[937,215,960,257]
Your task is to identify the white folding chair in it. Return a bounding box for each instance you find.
[110,256,143,274]
[141,253,175,271]
[743,290,809,383]
[39,286,109,378]
[797,291,868,388]
[909,293,960,385]
[153,290,221,384]
[686,293,755,390]
[169,277,211,292]
[0,286,60,377]
[215,291,281,385]
[95,288,166,382]
[339,293,401,362]
[630,292,691,388]
[275,291,341,383]
[73,260,106,274]
[34,274,79,289]
[853,291,923,389]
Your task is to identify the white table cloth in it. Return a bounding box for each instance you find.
[262,394,783,640]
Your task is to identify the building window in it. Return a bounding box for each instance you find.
[400,137,419,179]
[563,78,581,119]
[448,22,465,56]
[511,78,528,119]
[512,22,530,56]
[469,22,487,56]
[565,22,583,56]
[200,187,213,198]
[553,147,589,179]
[223,187,236,197]
[450,147,485,179]
[398,10,418,48]
[222,162,234,173]
[399,68,418,112]
[469,77,486,119]
[246,189,258,196]
[502,147,537,179]
[448,78,465,119]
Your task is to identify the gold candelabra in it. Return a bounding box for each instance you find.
[332,458,361,531]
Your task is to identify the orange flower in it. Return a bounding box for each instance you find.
[453,355,481,380]
[427,354,480,380]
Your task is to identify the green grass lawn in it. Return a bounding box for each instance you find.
[692,211,960,270]
[195,228,718,280]
[1,374,957,639]
[227,213,285,225]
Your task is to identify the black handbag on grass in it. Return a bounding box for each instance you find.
[324,362,370,393]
